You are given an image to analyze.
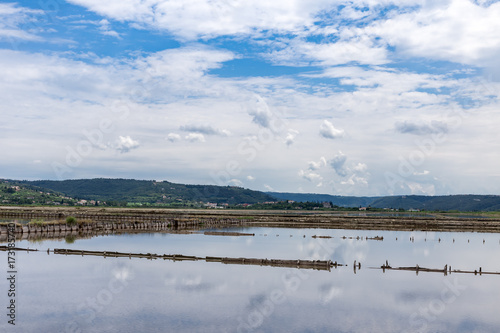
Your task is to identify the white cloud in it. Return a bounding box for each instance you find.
[98,19,121,38]
[0,3,44,42]
[266,37,389,67]
[2,1,500,196]
[308,157,327,170]
[246,175,255,181]
[353,163,368,173]
[166,133,181,142]
[310,66,455,94]
[115,136,140,153]
[185,133,206,143]
[320,120,345,140]
[135,45,236,89]
[329,151,348,177]
[66,0,334,40]
[248,95,276,129]
[180,124,230,136]
[364,0,500,67]
[341,174,368,186]
[284,129,299,146]
[44,0,500,72]
[298,169,322,182]
[395,120,449,136]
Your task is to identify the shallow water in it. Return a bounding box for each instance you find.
[1,225,500,332]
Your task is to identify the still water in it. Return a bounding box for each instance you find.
[1,226,500,333]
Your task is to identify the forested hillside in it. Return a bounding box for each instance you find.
[20,178,275,205]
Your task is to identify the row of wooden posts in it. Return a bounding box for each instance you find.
[1,245,498,276]
[50,248,340,271]
[0,215,243,235]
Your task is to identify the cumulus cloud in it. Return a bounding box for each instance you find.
[329,151,348,177]
[166,133,181,142]
[249,109,271,128]
[353,163,368,173]
[2,0,500,196]
[341,174,368,186]
[308,157,327,170]
[115,136,140,153]
[284,129,299,146]
[320,120,345,140]
[249,95,274,129]
[180,124,230,136]
[185,133,206,143]
[395,120,449,135]
[298,169,322,182]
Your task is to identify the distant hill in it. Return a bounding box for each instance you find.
[0,180,76,205]
[369,195,500,211]
[4,178,500,211]
[19,178,275,205]
[268,192,377,207]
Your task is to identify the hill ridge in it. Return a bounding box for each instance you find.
[1,178,499,211]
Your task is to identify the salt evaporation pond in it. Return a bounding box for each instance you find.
[2,225,500,333]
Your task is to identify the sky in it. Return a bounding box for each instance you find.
[0,0,499,196]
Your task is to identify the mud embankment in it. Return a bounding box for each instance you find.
[2,206,500,243]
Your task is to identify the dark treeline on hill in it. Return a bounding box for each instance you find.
[268,192,500,212]
[369,195,500,212]
[2,178,499,211]
[268,192,377,208]
[19,178,275,206]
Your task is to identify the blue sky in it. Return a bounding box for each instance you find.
[1,0,500,196]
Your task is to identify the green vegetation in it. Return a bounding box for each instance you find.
[0,180,76,206]
[29,218,45,226]
[65,216,77,226]
[65,235,76,244]
[1,178,499,212]
[19,178,276,206]
[269,193,500,212]
[368,195,500,212]
[268,192,376,207]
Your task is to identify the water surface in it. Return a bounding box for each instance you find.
[1,226,500,332]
